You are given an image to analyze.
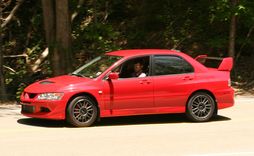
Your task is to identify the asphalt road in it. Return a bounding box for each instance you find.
[0,96,254,156]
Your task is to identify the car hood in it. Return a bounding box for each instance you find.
[24,75,92,93]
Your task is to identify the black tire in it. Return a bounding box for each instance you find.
[66,96,98,127]
[186,92,216,122]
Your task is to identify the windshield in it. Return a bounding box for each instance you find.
[72,55,122,78]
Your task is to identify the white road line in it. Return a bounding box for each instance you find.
[189,151,254,156]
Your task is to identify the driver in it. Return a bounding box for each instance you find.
[96,64,108,76]
[99,64,108,72]
[132,61,146,77]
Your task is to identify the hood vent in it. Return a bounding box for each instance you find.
[39,81,54,84]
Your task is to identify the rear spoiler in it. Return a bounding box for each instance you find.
[195,55,233,71]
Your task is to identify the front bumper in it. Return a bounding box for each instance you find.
[18,100,66,120]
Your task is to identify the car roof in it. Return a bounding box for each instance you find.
[106,49,208,73]
[106,49,182,57]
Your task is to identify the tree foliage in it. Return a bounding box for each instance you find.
[0,0,254,100]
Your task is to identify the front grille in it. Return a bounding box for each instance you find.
[28,93,37,99]
[24,92,37,99]
[22,105,35,113]
[40,107,50,113]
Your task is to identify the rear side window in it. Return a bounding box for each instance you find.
[153,55,194,76]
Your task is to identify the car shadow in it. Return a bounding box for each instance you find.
[95,114,231,127]
[17,118,69,128]
[17,114,231,128]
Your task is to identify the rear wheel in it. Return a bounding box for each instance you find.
[186,92,216,122]
[66,96,98,127]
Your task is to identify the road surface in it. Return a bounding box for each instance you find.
[0,96,254,156]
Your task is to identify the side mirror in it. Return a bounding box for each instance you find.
[108,72,119,80]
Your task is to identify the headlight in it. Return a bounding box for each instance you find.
[37,93,64,100]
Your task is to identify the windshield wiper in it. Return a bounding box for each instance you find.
[70,73,84,77]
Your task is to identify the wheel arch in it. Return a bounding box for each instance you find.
[65,92,100,120]
[186,89,217,113]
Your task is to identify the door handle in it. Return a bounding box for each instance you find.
[139,79,152,84]
[146,81,151,84]
[182,76,194,80]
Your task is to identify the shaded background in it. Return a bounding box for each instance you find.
[0,0,254,101]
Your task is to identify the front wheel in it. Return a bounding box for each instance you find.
[66,96,98,127]
[186,92,216,122]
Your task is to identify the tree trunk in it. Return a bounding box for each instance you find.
[41,0,72,76]
[41,0,55,45]
[228,0,238,58]
[0,41,7,101]
[55,0,72,75]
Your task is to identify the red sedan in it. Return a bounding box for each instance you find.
[20,49,234,127]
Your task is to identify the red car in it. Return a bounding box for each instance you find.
[20,49,234,127]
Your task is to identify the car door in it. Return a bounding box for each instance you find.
[102,56,154,115]
[152,55,195,111]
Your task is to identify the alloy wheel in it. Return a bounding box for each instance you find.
[72,99,94,123]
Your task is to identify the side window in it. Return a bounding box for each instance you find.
[113,56,150,78]
[153,55,193,76]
